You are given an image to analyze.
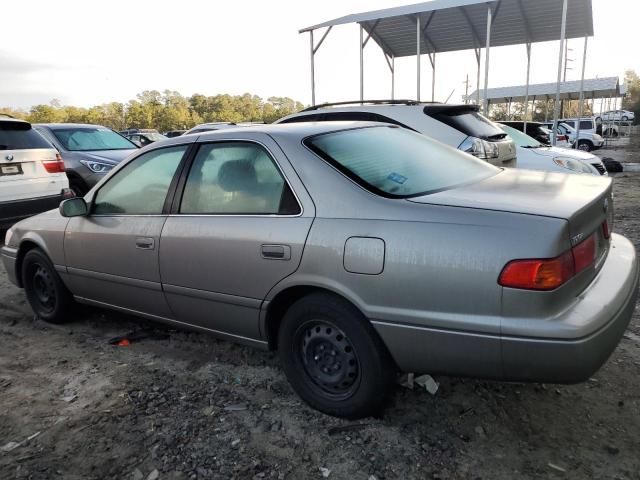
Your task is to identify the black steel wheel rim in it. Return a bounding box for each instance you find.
[30,262,56,313]
[298,320,360,398]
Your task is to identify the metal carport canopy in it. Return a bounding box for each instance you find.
[299,0,594,57]
[469,77,620,103]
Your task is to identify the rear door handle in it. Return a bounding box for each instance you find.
[261,244,291,260]
[135,237,155,250]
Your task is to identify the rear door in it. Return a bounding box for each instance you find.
[159,133,314,341]
[0,120,65,202]
[64,144,190,317]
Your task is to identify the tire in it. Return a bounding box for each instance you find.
[577,140,593,152]
[622,116,628,122]
[69,180,88,198]
[22,248,74,323]
[278,292,396,419]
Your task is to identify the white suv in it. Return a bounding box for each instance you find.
[0,115,72,230]
[277,101,517,167]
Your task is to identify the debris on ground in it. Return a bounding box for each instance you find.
[414,374,439,395]
[548,462,567,473]
[108,328,170,346]
[319,467,331,477]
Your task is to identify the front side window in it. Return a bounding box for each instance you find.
[93,146,187,215]
[52,127,137,151]
[180,142,300,215]
[306,126,498,198]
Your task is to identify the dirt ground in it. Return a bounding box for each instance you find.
[2,153,640,480]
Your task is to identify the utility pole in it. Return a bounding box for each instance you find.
[561,41,574,118]
[463,74,470,104]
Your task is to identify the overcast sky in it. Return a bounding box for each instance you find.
[1,0,638,109]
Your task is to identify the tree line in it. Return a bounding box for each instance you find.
[1,90,305,131]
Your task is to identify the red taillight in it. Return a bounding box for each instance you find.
[602,220,610,239]
[42,153,65,174]
[499,233,597,290]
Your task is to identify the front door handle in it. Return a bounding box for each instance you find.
[135,237,155,250]
[261,244,291,260]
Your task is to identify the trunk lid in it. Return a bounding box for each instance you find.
[408,168,612,258]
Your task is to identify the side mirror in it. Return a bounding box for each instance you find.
[59,197,88,217]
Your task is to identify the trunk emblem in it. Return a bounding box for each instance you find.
[571,233,585,246]
[5,154,13,161]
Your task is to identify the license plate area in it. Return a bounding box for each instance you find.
[0,163,23,176]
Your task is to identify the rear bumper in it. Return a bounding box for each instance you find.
[374,233,638,383]
[0,193,64,228]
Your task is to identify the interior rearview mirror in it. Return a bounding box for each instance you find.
[59,197,88,217]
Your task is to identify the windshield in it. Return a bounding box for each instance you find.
[498,124,543,148]
[305,126,498,198]
[52,127,137,151]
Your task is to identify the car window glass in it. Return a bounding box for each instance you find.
[93,146,186,215]
[180,142,299,215]
[52,127,136,151]
[306,126,498,198]
[0,123,52,150]
[427,108,503,138]
[579,120,593,130]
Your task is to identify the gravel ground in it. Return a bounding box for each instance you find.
[1,151,640,480]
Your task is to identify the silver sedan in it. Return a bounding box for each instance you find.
[2,122,638,418]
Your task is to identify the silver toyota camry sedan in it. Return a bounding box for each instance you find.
[2,122,638,419]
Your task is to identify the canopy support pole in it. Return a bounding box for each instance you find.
[308,26,332,106]
[482,5,492,113]
[575,35,588,149]
[309,31,315,105]
[360,25,364,102]
[416,15,421,101]
[523,42,531,130]
[552,0,568,146]
[391,55,395,100]
[544,95,549,122]
[429,53,436,102]
[475,49,481,105]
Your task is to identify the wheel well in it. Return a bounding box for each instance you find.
[577,139,593,146]
[265,286,354,350]
[14,241,41,288]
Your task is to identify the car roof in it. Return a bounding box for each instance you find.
[188,121,387,141]
[34,123,113,129]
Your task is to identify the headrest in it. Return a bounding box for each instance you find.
[218,159,257,192]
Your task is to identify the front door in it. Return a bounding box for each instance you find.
[64,145,189,318]
[159,137,314,341]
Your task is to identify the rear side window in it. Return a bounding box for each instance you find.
[0,122,51,150]
[426,108,504,139]
[579,120,593,130]
[180,142,300,215]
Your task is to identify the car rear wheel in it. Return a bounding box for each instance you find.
[278,292,395,419]
[22,248,74,323]
[622,116,629,122]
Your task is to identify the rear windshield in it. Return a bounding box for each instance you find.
[51,127,136,151]
[0,122,52,150]
[499,124,542,148]
[427,107,505,140]
[305,126,498,198]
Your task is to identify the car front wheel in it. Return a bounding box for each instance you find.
[278,292,396,419]
[577,140,593,152]
[22,248,74,323]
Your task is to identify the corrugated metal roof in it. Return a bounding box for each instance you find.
[468,77,620,102]
[300,0,594,57]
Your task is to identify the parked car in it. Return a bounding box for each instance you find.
[542,121,604,152]
[126,131,167,147]
[498,124,607,176]
[276,100,517,167]
[183,122,264,136]
[499,121,553,144]
[34,124,138,196]
[2,123,636,418]
[163,130,186,138]
[597,110,635,123]
[539,126,569,148]
[0,115,73,231]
